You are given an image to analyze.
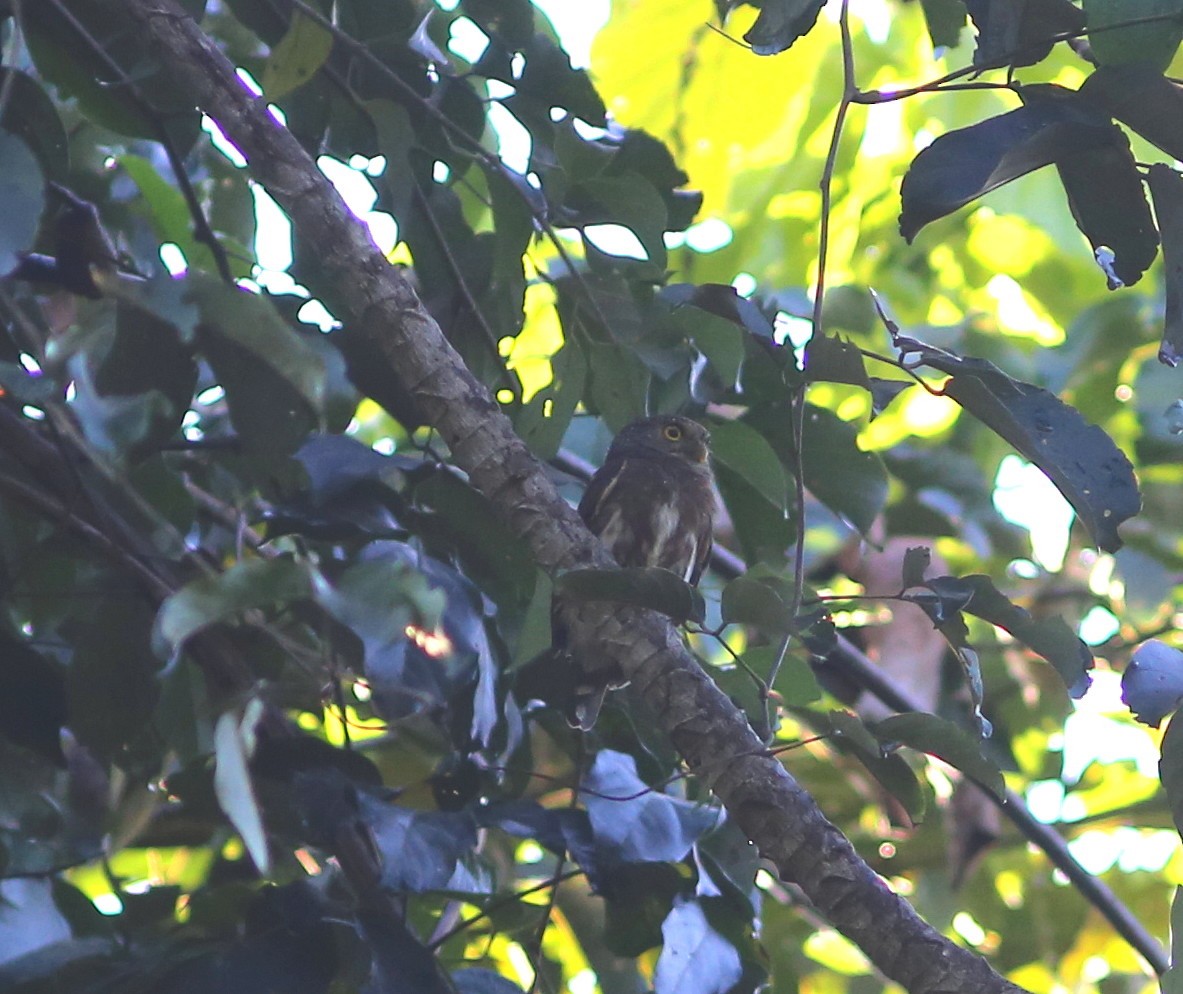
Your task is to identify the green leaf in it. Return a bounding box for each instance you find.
[214,702,271,874]
[556,566,706,624]
[709,418,789,510]
[0,132,45,276]
[920,0,967,48]
[1084,0,1183,72]
[800,405,888,535]
[871,712,1005,798]
[952,574,1093,697]
[740,644,821,707]
[21,0,199,147]
[154,558,314,657]
[192,276,326,414]
[190,277,327,457]
[826,710,927,822]
[262,11,334,98]
[585,341,650,432]
[119,154,224,277]
[721,573,793,632]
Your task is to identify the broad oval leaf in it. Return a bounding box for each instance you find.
[709,418,789,510]
[739,0,827,55]
[872,712,1005,798]
[1148,164,1183,366]
[262,11,333,98]
[1080,65,1183,161]
[900,85,1123,242]
[1083,0,1183,72]
[153,558,313,657]
[895,336,1141,552]
[0,132,44,277]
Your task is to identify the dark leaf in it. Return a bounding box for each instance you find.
[868,377,913,417]
[0,635,65,764]
[900,85,1122,242]
[1054,128,1157,288]
[267,434,409,540]
[901,546,932,588]
[584,341,650,431]
[603,862,685,956]
[1165,889,1183,994]
[514,32,607,127]
[894,334,1141,552]
[965,0,1084,67]
[0,70,68,183]
[804,333,873,392]
[556,566,707,624]
[21,0,200,147]
[712,463,795,566]
[1159,704,1183,840]
[1149,164,1183,366]
[514,341,587,459]
[942,573,1094,696]
[735,0,826,55]
[660,283,775,338]
[694,816,762,915]
[1123,639,1183,726]
[825,710,927,821]
[0,132,45,277]
[453,969,527,994]
[66,597,161,761]
[871,712,1005,797]
[921,0,967,48]
[1080,65,1183,160]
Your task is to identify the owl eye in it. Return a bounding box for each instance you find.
[662,424,683,442]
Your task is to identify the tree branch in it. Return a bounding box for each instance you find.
[118,2,1027,989]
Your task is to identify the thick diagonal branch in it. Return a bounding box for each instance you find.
[118,2,1025,990]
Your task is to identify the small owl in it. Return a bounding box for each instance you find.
[559,415,716,727]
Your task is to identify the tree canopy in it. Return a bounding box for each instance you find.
[2,0,1183,992]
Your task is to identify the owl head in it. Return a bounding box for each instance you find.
[608,415,711,464]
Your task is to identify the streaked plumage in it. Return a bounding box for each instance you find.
[560,415,716,727]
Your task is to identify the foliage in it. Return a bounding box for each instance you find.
[1,0,1183,992]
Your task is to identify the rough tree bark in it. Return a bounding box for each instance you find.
[117,2,1026,990]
